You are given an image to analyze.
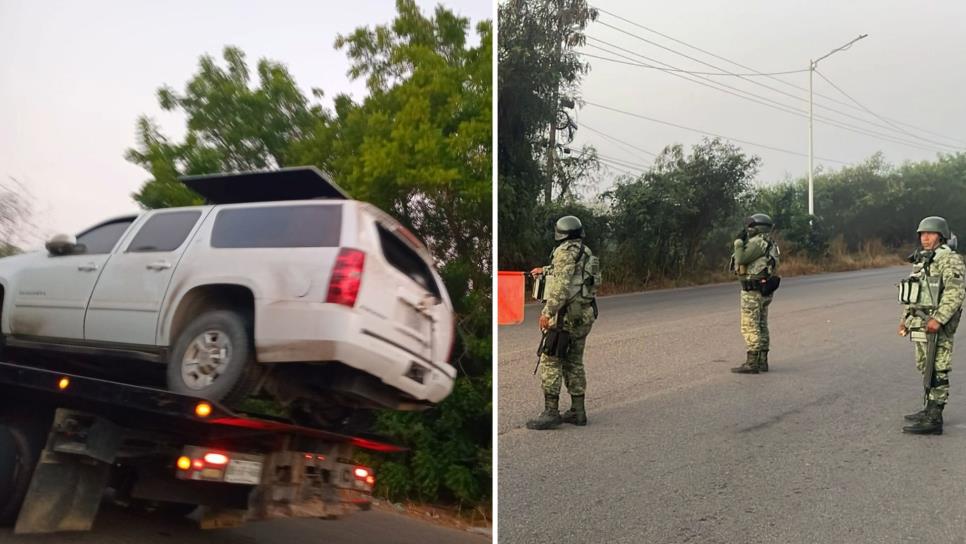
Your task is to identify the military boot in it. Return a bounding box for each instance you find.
[903,401,944,435]
[731,351,760,374]
[561,395,587,426]
[759,350,769,372]
[903,407,927,421]
[526,394,562,430]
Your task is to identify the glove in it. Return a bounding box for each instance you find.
[538,314,551,331]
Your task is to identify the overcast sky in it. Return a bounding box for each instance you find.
[569,1,966,198]
[0,0,490,247]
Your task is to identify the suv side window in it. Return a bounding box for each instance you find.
[377,225,441,298]
[211,205,342,248]
[126,211,202,253]
[75,219,136,255]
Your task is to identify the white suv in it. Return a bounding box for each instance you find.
[0,168,456,421]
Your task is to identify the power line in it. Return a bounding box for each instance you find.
[584,36,955,153]
[589,28,960,152]
[590,4,966,148]
[584,100,850,164]
[595,152,650,170]
[812,68,960,150]
[577,51,808,77]
[579,122,659,157]
[596,159,637,177]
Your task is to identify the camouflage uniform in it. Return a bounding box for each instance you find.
[732,223,779,374]
[526,224,599,431]
[538,238,597,398]
[901,245,965,407]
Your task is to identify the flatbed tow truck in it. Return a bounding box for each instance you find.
[0,360,400,534]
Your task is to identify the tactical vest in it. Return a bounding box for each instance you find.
[898,246,949,310]
[736,235,780,278]
[534,240,600,303]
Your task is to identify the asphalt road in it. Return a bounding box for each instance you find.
[499,266,966,543]
[0,504,489,544]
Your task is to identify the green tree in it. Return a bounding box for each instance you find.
[607,138,759,278]
[126,46,327,209]
[498,0,597,268]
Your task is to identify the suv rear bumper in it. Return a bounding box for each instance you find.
[254,301,455,405]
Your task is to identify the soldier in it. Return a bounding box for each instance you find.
[731,213,781,374]
[898,216,965,435]
[527,215,599,430]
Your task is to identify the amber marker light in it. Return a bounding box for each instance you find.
[176,456,192,471]
[57,377,70,390]
[194,402,212,418]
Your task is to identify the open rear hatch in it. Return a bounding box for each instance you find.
[180,166,349,204]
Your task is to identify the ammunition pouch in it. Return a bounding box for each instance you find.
[540,327,572,358]
[761,275,781,296]
[740,278,763,292]
[897,277,921,305]
[742,275,781,296]
[898,275,942,306]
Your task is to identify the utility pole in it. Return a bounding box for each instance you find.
[808,34,867,219]
[545,0,564,206]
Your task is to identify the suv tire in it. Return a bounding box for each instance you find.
[0,418,45,525]
[166,310,259,407]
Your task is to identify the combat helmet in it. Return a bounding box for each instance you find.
[744,213,774,233]
[554,215,584,241]
[917,216,950,240]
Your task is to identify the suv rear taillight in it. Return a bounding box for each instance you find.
[327,249,366,307]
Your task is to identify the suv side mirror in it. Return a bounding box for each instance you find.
[46,233,80,256]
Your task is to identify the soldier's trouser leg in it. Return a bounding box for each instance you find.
[539,353,564,397]
[540,321,592,397]
[740,290,772,353]
[915,332,954,405]
[561,332,589,396]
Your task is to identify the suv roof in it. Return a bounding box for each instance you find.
[180,166,350,204]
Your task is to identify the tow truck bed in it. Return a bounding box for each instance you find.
[0,361,398,534]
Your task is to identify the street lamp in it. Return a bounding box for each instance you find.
[808,34,868,219]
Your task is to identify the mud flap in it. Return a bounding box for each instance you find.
[13,409,120,534]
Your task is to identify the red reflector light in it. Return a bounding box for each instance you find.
[192,460,204,470]
[305,454,313,460]
[354,467,370,479]
[327,249,365,307]
[365,475,375,485]
[204,453,229,465]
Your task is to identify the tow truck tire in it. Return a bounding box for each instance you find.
[0,422,41,525]
[167,310,260,407]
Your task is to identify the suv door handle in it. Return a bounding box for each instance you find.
[77,263,98,272]
[146,261,172,271]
